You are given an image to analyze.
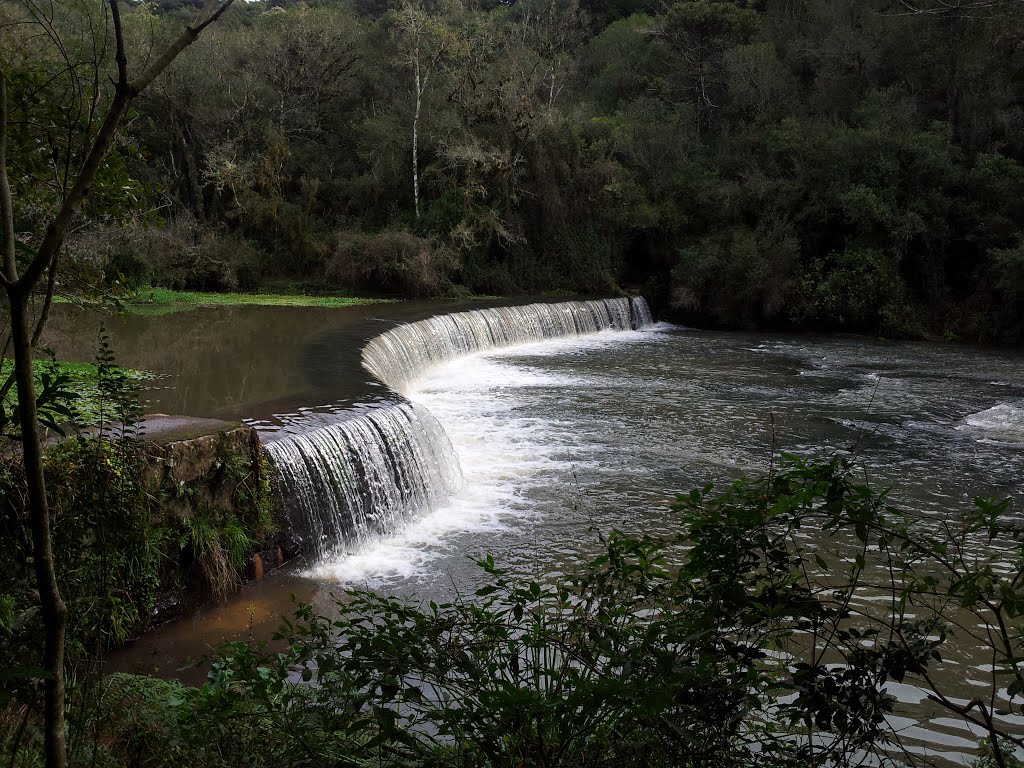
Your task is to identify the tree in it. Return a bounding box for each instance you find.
[0,2,234,766]
[659,0,759,123]
[393,0,457,219]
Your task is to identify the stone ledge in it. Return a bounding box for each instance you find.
[139,414,245,445]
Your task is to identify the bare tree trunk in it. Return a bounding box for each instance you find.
[945,13,962,139]
[0,4,235,767]
[1,60,69,768]
[10,294,68,768]
[404,3,442,221]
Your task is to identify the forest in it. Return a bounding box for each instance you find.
[6,0,1024,342]
[3,1,1024,767]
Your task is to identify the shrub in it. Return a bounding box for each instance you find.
[67,215,265,293]
[672,225,798,327]
[328,229,458,298]
[792,246,901,331]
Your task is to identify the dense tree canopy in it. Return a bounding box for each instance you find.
[38,0,1024,341]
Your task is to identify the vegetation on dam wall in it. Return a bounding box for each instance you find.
[0,425,285,667]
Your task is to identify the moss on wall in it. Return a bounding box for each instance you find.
[0,426,293,667]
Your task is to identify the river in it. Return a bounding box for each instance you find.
[47,299,1024,764]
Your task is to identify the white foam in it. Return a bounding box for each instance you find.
[958,402,1024,445]
[309,329,664,586]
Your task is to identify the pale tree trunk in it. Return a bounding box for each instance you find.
[405,3,441,221]
[0,4,234,767]
[12,296,66,767]
[413,37,422,219]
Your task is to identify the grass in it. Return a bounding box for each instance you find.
[53,287,398,316]
[52,287,584,318]
[126,287,397,309]
[52,287,591,316]
[1,359,153,384]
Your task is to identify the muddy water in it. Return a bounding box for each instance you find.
[43,299,519,424]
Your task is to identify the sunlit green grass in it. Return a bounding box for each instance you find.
[53,287,399,315]
[127,287,397,309]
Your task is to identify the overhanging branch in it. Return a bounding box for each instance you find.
[10,0,235,298]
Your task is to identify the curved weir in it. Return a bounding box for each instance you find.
[266,296,654,561]
[363,297,653,394]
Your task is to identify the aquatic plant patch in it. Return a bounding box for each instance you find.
[125,288,397,309]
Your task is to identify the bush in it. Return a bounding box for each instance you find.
[973,243,1024,344]
[85,456,1023,768]
[792,246,902,331]
[67,215,265,293]
[672,225,798,327]
[328,229,458,297]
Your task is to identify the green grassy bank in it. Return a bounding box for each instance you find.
[126,287,397,309]
[53,287,399,316]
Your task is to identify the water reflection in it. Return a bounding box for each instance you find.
[41,299,518,422]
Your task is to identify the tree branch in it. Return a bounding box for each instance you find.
[129,0,235,97]
[0,67,16,287]
[109,0,128,87]
[888,0,1021,16]
[11,0,235,298]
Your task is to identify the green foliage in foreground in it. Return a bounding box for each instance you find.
[0,358,153,431]
[4,456,1022,767]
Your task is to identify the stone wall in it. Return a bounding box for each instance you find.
[138,423,299,621]
[0,421,300,650]
[143,426,253,523]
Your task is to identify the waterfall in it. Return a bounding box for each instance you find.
[266,403,462,561]
[364,296,653,394]
[267,296,653,562]
[631,296,653,329]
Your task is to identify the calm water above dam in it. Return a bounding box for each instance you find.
[52,300,1023,764]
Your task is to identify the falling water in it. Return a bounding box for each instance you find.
[266,296,654,560]
[363,297,652,393]
[266,402,462,561]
